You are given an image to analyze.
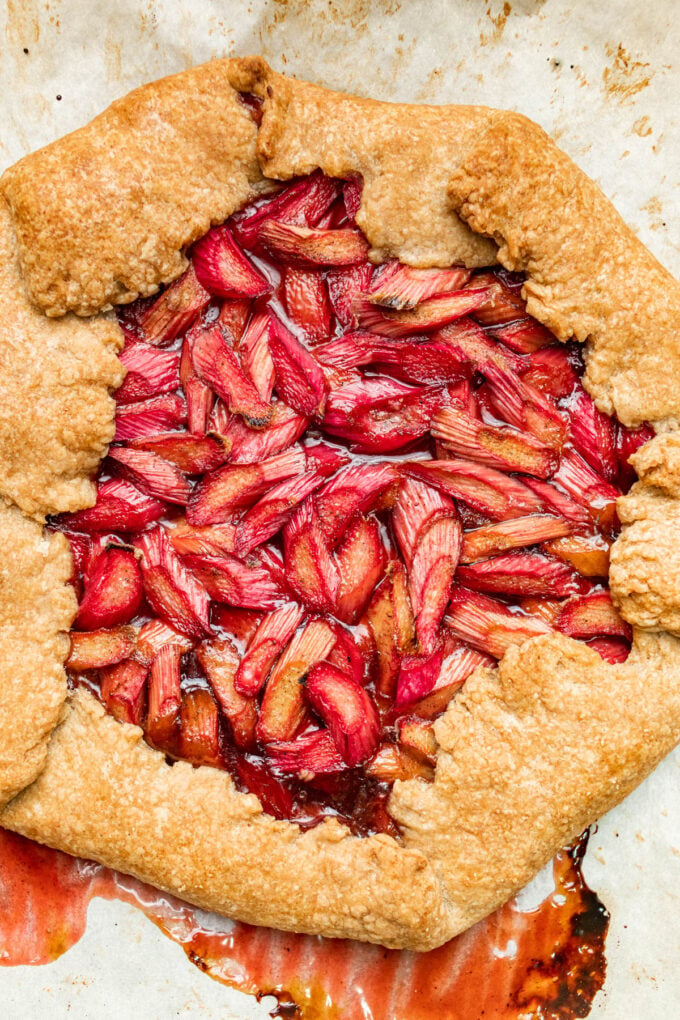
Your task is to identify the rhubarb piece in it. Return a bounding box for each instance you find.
[543,533,611,577]
[303,443,350,477]
[240,312,275,400]
[366,263,472,310]
[445,587,552,659]
[616,421,655,491]
[587,637,631,664]
[519,344,580,399]
[116,344,181,404]
[266,729,346,775]
[315,462,398,546]
[325,622,367,687]
[258,220,369,267]
[366,565,416,698]
[352,287,492,339]
[216,402,309,465]
[432,406,558,478]
[316,331,467,385]
[283,268,333,345]
[395,647,444,708]
[341,176,362,220]
[168,519,237,557]
[217,298,251,344]
[135,527,211,639]
[552,449,620,530]
[75,546,143,630]
[488,316,555,353]
[520,477,591,527]
[185,376,215,434]
[456,552,584,598]
[334,516,387,623]
[435,317,524,374]
[467,270,526,325]
[326,262,373,326]
[567,386,619,481]
[365,742,433,783]
[191,325,272,427]
[188,446,305,525]
[555,591,632,640]
[483,362,567,450]
[235,470,330,556]
[197,638,258,750]
[179,687,222,767]
[135,619,194,663]
[304,663,380,767]
[114,393,187,441]
[257,619,336,743]
[128,433,229,475]
[399,641,493,715]
[233,757,295,818]
[397,717,437,764]
[230,171,340,248]
[107,446,191,506]
[405,459,543,521]
[191,224,271,299]
[461,514,572,563]
[283,499,340,612]
[137,265,210,346]
[267,314,328,416]
[519,597,564,627]
[66,626,136,671]
[146,643,182,751]
[182,551,286,610]
[234,603,305,697]
[100,659,148,726]
[211,606,264,644]
[393,477,462,653]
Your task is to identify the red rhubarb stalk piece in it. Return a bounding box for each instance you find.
[566,386,619,481]
[230,171,341,248]
[518,345,580,399]
[488,316,556,353]
[235,469,331,556]
[551,449,620,530]
[145,643,183,751]
[398,640,493,715]
[234,603,306,697]
[233,757,295,818]
[395,647,445,708]
[482,362,567,450]
[75,546,143,630]
[445,586,553,659]
[397,717,437,764]
[393,477,462,654]
[258,220,369,267]
[185,376,215,434]
[366,263,472,310]
[257,619,336,743]
[240,312,275,401]
[182,551,286,610]
[555,591,632,640]
[114,393,187,441]
[116,344,181,404]
[191,324,273,427]
[128,433,229,474]
[100,659,148,727]
[196,637,258,750]
[456,552,585,598]
[334,516,387,624]
[266,729,346,775]
[217,298,251,344]
[107,446,192,505]
[542,533,611,577]
[365,742,433,783]
[179,687,223,767]
[315,462,399,546]
[435,317,524,374]
[187,445,306,525]
[66,626,137,671]
[135,619,194,664]
[460,514,572,563]
[520,476,591,527]
[365,564,416,698]
[326,262,373,326]
[341,176,363,220]
[325,621,368,688]
[135,526,211,639]
[211,606,264,644]
[213,401,309,465]
[191,223,271,299]
[467,270,526,325]
[167,519,237,557]
[431,406,559,478]
[283,267,333,345]
[405,459,543,521]
[304,663,380,767]
[587,637,631,664]
[137,264,210,346]
[267,313,328,416]
[616,422,655,490]
[283,499,340,612]
[352,287,493,339]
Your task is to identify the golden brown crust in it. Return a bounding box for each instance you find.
[1,59,266,317]
[0,506,75,808]
[0,199,123,518]
[446,114,680,428]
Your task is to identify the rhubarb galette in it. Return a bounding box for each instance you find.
[1,57,680,952]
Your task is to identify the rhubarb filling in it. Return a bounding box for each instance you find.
[51,160,652,838]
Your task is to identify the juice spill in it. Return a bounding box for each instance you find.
[0,827,608,1018]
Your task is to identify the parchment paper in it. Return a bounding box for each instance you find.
[0,1,678,1016]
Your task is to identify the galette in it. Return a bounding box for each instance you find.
[0,56,679,951]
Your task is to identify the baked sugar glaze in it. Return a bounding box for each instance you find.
[50,164,652,837]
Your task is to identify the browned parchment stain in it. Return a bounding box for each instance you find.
[641,196,666,232]
[632,115,653,138]
[480,1,512,46]
[603,44,651,103]
[269,0,402,30]
[5,0,41,50]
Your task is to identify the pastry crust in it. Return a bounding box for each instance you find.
[1,58,680,951]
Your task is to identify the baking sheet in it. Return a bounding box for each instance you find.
[0,1,678,1016]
